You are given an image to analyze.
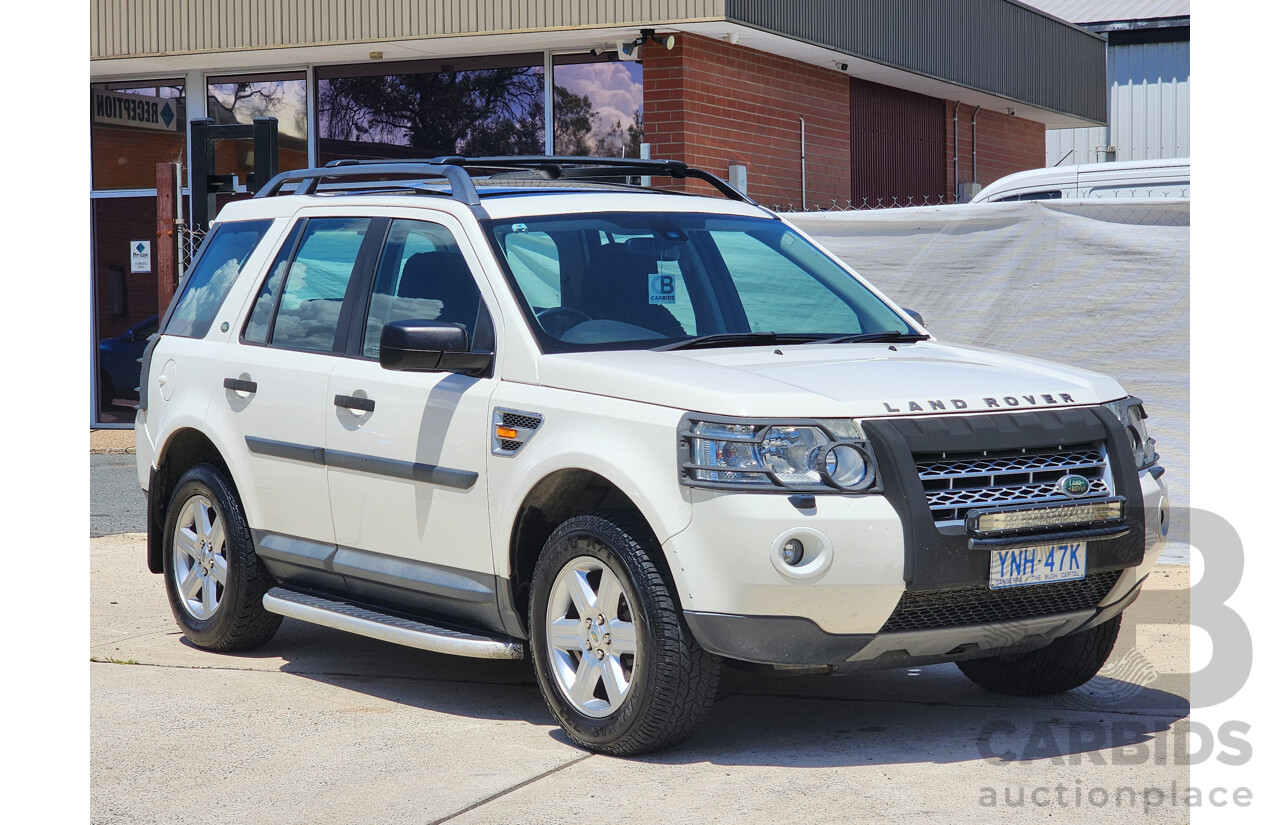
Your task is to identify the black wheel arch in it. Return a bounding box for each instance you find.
[507,469,677,638]
[147,429,234,574]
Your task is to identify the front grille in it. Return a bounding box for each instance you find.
[915,443,1110,524]
[879,570,1122,633]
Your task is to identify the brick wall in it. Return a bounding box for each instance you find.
[946,103,1046,199]
[643,33,850,210]
[92,126,185,190]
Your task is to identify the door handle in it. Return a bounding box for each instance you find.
[224,377,257,394]
[334,394,375,413]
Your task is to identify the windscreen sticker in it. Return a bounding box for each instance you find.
[649,261,680,305]
[649,273,675,304]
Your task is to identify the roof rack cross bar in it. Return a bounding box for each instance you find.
[445,156,753,204]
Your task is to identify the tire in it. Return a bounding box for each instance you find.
[956,615,1122,696]
[529,512,721,755]
[162,463,282,651]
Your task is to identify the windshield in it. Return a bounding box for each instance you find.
[483,212,913,353]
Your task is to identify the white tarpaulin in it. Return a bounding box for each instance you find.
[789,200,1189,561]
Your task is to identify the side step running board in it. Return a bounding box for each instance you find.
[262,587,524,660]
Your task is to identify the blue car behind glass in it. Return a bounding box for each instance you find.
[98,315,158,407]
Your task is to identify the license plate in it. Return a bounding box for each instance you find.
[989,542,1086,589]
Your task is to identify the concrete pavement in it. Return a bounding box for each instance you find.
[91,528,1191,824]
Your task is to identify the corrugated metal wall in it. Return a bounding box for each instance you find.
[849,77,945,202]
[90,0,725,58]
[1111,39,1189,159]
[1045,124,1110,165]
[725,0,1107,124]
[1045,37,1189,163]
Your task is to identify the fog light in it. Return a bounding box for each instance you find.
[781,538,805,566]
[770,529,833,579]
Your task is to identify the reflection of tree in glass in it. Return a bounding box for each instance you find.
[208,83,308,138]
[554,87,642,157]
[599,108,643,158]
[320,68,544,155]
[554,85,594,155]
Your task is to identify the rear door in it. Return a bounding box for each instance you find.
[221,214,383,562]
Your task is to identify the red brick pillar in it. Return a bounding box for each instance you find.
[642,33,851,210]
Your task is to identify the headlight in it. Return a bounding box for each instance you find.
[1101,397,1158,469]
[679,416,878,492]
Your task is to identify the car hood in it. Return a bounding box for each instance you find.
[534,340,1126,419]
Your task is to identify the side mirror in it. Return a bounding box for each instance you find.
[903,308,926,327]
[379,320,493,376]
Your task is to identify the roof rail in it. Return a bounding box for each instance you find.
[254,162,482,204]
[253,156,757,206]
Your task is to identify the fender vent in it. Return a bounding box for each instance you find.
[492,408,543,456]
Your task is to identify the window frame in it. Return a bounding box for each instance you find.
[237,215,389,357]
[161,218,276,340]
[481,212,910,355]
[353,217,497,363]
[238,213,497,364]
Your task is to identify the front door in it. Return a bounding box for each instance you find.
[324,216,500,625]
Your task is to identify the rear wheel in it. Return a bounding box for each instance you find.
[957,615,1121,696]
[529,513,721,755]
[162,463,281,651]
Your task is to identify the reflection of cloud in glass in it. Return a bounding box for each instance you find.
[556,63,643,133]
[168,260,241,336]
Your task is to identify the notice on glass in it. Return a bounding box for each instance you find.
[130,240,152,274]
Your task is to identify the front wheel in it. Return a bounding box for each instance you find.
[162,463,282,651]
[529,513,721,755]
[957,615,1122,696]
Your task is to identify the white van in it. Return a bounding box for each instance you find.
[970,158,1190,203]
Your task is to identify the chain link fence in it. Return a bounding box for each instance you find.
[770,186,1190,214]
[177,224,208,275]
[771,194,953,212]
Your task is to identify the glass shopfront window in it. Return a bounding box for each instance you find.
[92,196,162,423]
[89,54,647,424]
[552,56,643,157]
[316,55,544,164]
[207,73,310,183]
[91,81,186,191]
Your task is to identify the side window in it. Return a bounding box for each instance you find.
[166,219,273,338]
[363,219,486,358]
[709,231,863,334]
[242,221,304,344]
[996,190,1063,202]
[268,217,371,353]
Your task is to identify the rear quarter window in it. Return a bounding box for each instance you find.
[165,219,274,338]
[996,190,1064,202]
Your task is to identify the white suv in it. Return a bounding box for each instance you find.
[135,157,1169,754]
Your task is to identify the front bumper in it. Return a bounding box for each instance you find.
[666,406,1169,666]
[685,569,1146,670]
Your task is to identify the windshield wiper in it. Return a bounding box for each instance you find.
[804,330,929,345]
[654,332,823,351]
